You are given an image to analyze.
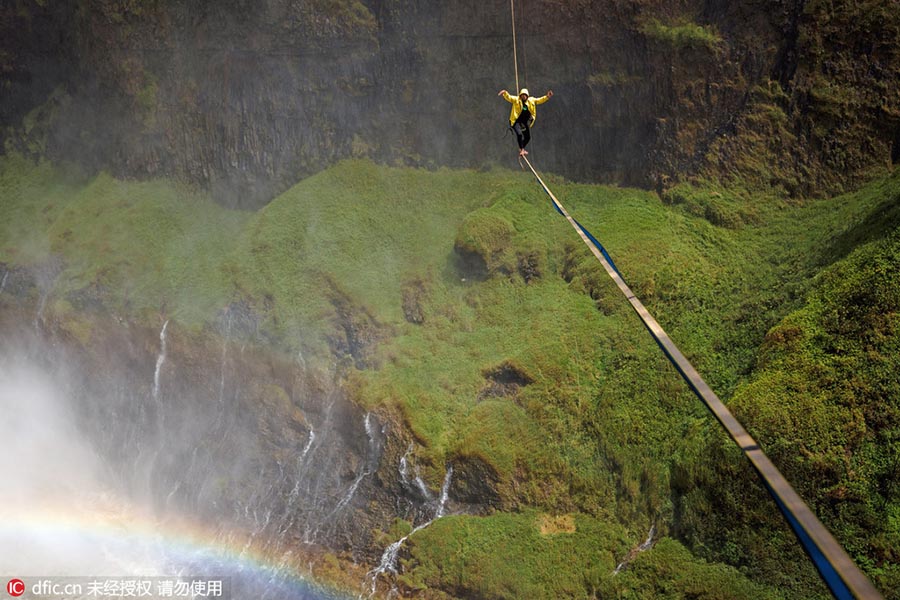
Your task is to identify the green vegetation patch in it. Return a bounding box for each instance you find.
[401,511,627,599]
[47,173,247,323]
[639,18,722,51]
[604,537,786,599]
[724,230,900,594]
[0,153,83,263]
[671,171,900,598]
[402,513,780,600]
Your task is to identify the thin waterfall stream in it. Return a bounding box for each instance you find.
[363,463,455,599]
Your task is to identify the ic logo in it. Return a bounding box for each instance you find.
[6,579,25,597]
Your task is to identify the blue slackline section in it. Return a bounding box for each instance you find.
[573,218,621,277]
[763,480,855,600]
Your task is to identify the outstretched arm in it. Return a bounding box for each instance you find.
[498,89,514,103]
[534,90,554,104]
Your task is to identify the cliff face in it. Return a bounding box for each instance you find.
[704,0,900,195]
[2,0,898,206]
[3,0,381,207]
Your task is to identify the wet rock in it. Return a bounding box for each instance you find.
[215,300,261,340]
[401,277,428,324]
[453,243,489,282]
[448,454,502,511]
[517,250,543,283]
[0,264,39,301]
[65,282,109,313]
[327,283,387,369]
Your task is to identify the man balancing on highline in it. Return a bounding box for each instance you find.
[498,87,553,156]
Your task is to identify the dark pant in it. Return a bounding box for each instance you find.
[512,121,531,149]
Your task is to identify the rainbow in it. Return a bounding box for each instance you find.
[0,499,354,600]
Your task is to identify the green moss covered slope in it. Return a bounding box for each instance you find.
[1,154,898,598]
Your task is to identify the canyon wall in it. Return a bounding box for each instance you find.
[2,0,898,207]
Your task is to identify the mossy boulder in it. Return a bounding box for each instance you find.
[453,209,516,279]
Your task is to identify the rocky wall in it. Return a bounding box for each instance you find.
[2,0,898,206]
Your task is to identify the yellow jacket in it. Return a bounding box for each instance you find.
[502,91,550,126]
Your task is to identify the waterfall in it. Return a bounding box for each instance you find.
[296,347,307,372]
[300,429,316,461]
[131,319,170,504]
[364,464,454,598]
[152,320,169,402]
[304,412,381,544]
[364,412,378,462]
[332,471,367,516]
[414,472,433,502]
[294,427,318,495]
[374,537,406,576]
[398,444,413,486]
[217,312,232,405]
[299,395,339,544]
[279,428,317,537]
[33,289,48,331]
[364,522,428,599]
[332,413,378,515]
[436,465,453,518]
[639,524,656,551]
[614,524,656,574]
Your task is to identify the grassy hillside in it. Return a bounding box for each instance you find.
[1,153,898,598]
[673,180,900,594]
